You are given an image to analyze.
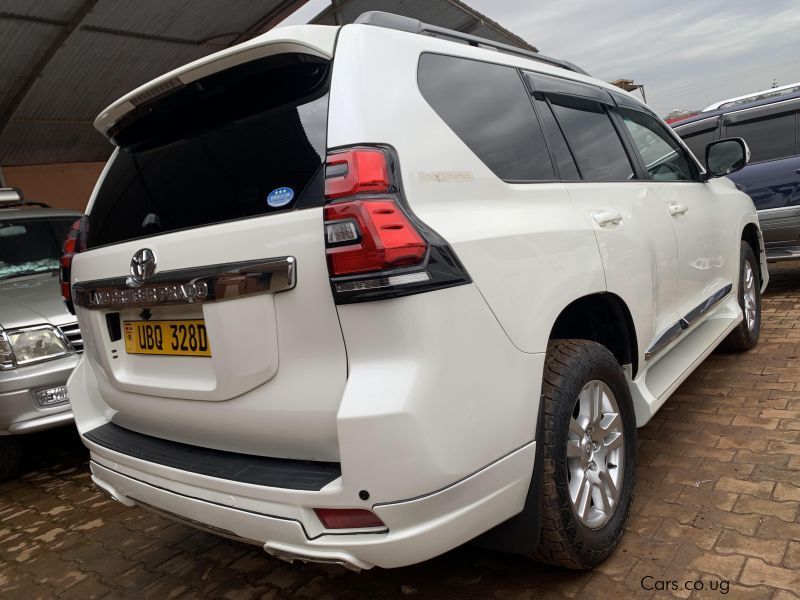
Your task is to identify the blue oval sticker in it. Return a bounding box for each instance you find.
[267,187,294,208]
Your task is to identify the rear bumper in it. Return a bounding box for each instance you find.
[0,354,78,435]
[68,283,543,566]
[87,439,535,569]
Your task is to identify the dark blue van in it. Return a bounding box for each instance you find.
[673,92,800,260]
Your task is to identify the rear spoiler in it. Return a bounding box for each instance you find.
[94,25,339,138]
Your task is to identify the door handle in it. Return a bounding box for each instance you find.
[592,211,623,226]
[668,203,688,216]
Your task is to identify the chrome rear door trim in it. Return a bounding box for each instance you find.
[73,256,295,310]
[645,283,733,361]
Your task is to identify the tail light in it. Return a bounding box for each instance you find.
[60,217,88,314]
[324,146,470,303]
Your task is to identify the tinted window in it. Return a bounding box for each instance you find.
[0,217,74,279]
[87,53,330,249]
[418,54,555,181]
[534,98,580,179]
[725,113,797,162]
[681,130,716,165]
[621,109,695,181]
[549,98,634,181]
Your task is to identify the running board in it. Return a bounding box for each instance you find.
[629,300,740,427]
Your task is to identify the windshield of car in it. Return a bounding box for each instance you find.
[0,217,75,279]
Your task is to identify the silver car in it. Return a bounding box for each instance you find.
[0,189,83,479]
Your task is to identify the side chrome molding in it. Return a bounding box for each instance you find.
[645,283,733,361]
[73,256,296,310]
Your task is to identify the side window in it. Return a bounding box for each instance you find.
[620,109,696,181]
[417,53,556,182]
[680,130,716,165]
[533,98,580,180]
[725,113,797,163]
[548,97,634,181]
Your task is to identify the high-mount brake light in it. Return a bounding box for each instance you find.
[325,149,390,199]
[60,217,88,314]
[323,146,470,303]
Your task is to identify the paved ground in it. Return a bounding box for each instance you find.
[3,265,800,600]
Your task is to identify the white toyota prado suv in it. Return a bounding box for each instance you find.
[64,12,767,571]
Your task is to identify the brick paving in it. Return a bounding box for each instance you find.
[2,264,800,599]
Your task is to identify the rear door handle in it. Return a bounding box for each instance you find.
[668,203,688,216]
[592,211,623,227]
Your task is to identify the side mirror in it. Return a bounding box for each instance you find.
[705,138,750,178]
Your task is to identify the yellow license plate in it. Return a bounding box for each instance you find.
[123,320,211,357]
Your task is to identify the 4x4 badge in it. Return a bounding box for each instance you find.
[129,248,157,286]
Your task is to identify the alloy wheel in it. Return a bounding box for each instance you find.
[566,380,625,529]
[743,259,757,331]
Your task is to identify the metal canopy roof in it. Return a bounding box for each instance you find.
[0,0,535,166]
[314,0,536,52]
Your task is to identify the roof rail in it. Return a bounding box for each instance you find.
[0,187,51,209]
[353,11,589,76]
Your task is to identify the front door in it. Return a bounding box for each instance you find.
[618,108,734,327]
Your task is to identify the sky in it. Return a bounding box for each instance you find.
[278,0,800,117]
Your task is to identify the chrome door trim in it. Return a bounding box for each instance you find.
[645,283,733,361]
[73,256,296,310]
[645,321,684,361]
[683,283,733,327]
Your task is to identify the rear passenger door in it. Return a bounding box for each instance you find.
[617,107,735,329]
[525,73,680,363]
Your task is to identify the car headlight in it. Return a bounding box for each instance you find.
[0,331,14,370]
[0,326,71,370]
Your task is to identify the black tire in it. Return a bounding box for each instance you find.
[719,241,761,352]
[534,339,637,570]
[0,436,22,482]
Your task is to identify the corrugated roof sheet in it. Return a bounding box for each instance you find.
[0,0,85,22]
[0,0,537,165]
[312,0,536,51]
[83,0,273,43]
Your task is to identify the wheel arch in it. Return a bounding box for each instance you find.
[475,292,638,557]
[548,292,639,378]
[741,221,764,286]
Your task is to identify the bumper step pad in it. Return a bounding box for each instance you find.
[84,422,341,491]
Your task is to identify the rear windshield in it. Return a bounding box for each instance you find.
[87,53,330,249]
[0,216,75,279]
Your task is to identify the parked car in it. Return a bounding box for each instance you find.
[673,91,800,261]
[64,11,766,571]
[702,81,800,111]
[0,189,83,479]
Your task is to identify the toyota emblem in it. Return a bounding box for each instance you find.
[130,248,157,284]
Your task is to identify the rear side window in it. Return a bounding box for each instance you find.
[87,53,330,249]
[0,217,75,279]
[549,97,634,181]
[417,53,555,182]
[725,112,797,163]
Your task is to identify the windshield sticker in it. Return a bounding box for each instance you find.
[267,187,294,208]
